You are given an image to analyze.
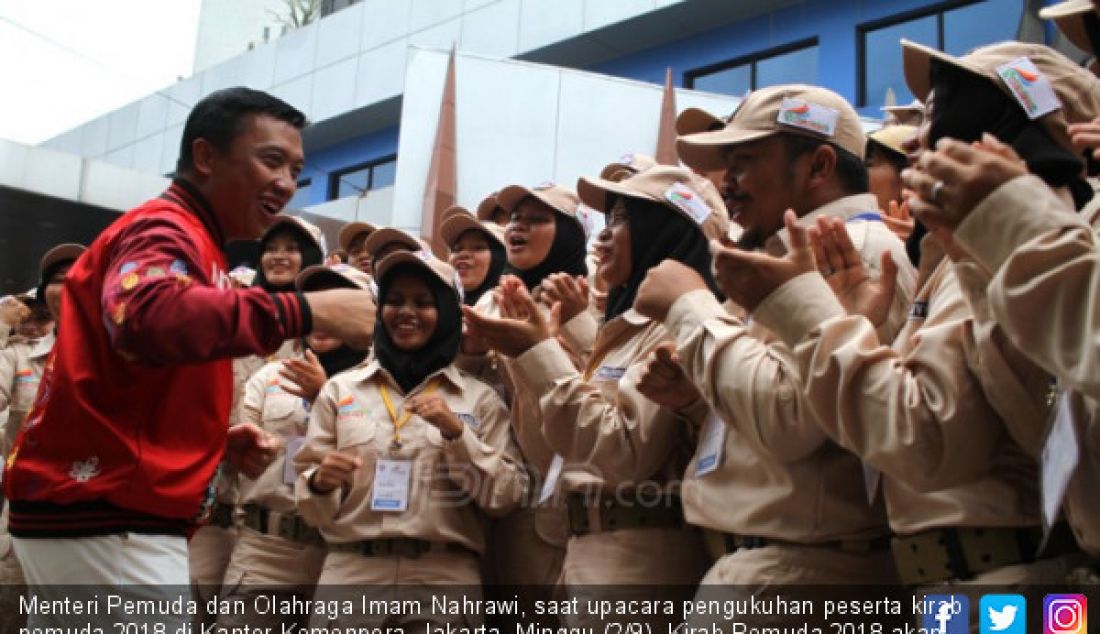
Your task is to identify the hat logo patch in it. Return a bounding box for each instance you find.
[777,98,839,138]
[664,182,712,225]
[996,57,1062,120]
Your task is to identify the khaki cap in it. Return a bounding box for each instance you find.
[675,107,728,136]
[677,84,867,171]
[264,216,325,255]
[475,192,505,222]
[374,250,463,302]
[363,227,422,258]
[577,165,730,242]
[40,243,86,276]
[338,221,377,252]
[295,263,372,292]
[1040,0,1096,53]
[599,153,658,182]
[439,211,506,250]
[902,39,1100,150]
[496,182,582,219]
[867,125,917,158]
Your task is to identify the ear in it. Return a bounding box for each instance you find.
[191,138,218,178]
[807,144,838,187]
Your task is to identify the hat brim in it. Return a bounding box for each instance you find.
[676,127,776,171]
[576,176,658,214]
[496,185,576,218]
[338,221,377,252]
[294,265,354,292]
[363,228,422,257]
[439,213,504,249]
[676,107,726,136]
[374,251,455,292]
[1039,0,1094,19]
[40,243,86,276]
[901,38,987,102]
[1040,0,1095,52]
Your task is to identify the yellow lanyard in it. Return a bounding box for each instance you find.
[377,378,439,449]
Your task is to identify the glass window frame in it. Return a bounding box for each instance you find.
[684,37,820,95]
[856,0,1015,107]
[327,154,398,200]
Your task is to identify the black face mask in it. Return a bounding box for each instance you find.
[502,209,588,290]
[930,60,1090,209]
[254,226,324,292]
[373,263,463,394]
[604,197,723,323]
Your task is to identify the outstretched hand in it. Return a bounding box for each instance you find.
[711,210,815,313]
[462,276,556,358]
[810,216,898,327]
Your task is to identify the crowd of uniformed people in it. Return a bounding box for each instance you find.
[3,1,1100,632]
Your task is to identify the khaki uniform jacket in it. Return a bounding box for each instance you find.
[512,309,705,492]
[0,333,53,459]
[664,195,914,543]
[237,359,312,514]
[294,361,528,554]
[753,239,1039,535]
[953,174,1100,556]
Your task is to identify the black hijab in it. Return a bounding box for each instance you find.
[502,201,588,290]
[930,60,1092,208]
[604,196,723,323]
[455,228,507,307]
[254,222,324,292]
[373,262,463,394]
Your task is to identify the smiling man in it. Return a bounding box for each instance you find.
[2,88,376,611]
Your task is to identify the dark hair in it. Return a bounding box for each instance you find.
[781,133,869,195]
[176,87,307,173]
[865,138,909,176]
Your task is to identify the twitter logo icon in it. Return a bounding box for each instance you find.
[981,595,1026,634]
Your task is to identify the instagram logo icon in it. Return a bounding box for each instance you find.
[1044,595,1087,634]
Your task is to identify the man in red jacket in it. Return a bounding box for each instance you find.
[3,88,375,612]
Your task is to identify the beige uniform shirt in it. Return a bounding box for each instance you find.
[953,174,1100,556]
[664,195,914,543]
[0,333,53,459]
[512,309,703,492]
[237,360,312,514]
[294,362,528,554]
[753,240,1039,535]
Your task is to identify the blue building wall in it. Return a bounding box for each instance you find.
[306,0,1047,203]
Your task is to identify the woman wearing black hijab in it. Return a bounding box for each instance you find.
[253,216,325,291]
[464,166,723,621]
[440,210,507,307]
[294,253,525,631]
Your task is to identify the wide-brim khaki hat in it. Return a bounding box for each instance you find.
[902,39,1100,150]
[599,153,658,182]
[577,165,730,242]
[439,212,506,250]
[374,250,463,302]
[338,221,377,252]
[1040,0,1096,53]
[295,263,372,292]
[677,84,867,171]
[867,125,917,158]
[40,243,86,276]
[475,192,505,222]
[363,227,423,257]
[881,98,926,114]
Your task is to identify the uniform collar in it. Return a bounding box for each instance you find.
[765,193,880,256]
[27,332,55,359]
[357,359,463,394]
[160,178,227,248]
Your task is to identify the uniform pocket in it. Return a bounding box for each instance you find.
[262,393,299,421]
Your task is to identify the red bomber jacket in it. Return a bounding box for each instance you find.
[3,179,310,538]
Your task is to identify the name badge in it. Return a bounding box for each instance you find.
[908,301,929,320]
[694,411,726,477]
[371,459,413,512]
[863,463,881,505]
[594,366,627,381]
[1041,391,1080,536]
[456,413,480,431]
[283,436,305,486]
[538,454,564,504]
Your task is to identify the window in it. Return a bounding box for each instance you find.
[287,178,311,211]
[328,155,397,200]
[859,0,1024,108]
[686,39,820,97]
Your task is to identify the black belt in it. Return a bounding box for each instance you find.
[703,528,892,559]
[242,504,321,545]
[892,523,1081,585]
[328,537,475,559]
[565,492,685,535]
